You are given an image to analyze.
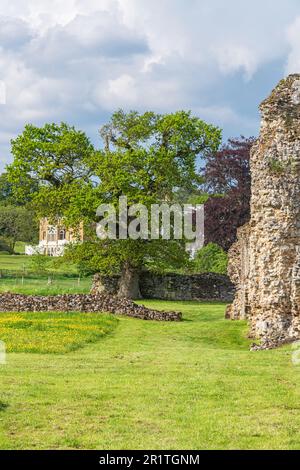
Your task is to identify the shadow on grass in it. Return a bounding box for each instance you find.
[0,402,9,412]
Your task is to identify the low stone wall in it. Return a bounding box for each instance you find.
[0,293,181,322]
[92,272,234,302]
[140,272,234,302]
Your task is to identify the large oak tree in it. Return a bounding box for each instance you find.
[7,113,221,298]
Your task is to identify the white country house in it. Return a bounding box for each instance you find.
[25,218,84,257]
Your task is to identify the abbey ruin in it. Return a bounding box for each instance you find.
[227,74,300,349]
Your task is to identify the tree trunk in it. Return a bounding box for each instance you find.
[117,262,142,299]
[91,273,119,296]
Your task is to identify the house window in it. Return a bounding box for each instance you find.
[59,229,66,240]
[47,226,56,242]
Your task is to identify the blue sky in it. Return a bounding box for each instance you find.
[0,0,300,170]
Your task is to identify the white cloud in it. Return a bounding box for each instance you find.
[0,16,32,49]
[286,16,300,73]
[212,45,257,80]
[0,0,300,170]
[107,74,137,105]
[0,81,6,104]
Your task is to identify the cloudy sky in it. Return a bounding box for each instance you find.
[1,0,300,169]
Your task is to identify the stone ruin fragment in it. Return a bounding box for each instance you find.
[226,74,300,349]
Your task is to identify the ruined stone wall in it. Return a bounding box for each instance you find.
[228,74,300,348]
[226,224,250,320]
[92,272,234,302]
[0,293,181,322]
[140,273,234,302]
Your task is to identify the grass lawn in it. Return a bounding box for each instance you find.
[0,252,92,295]
[0,253,79,274]
[0,254,33,271]
[0,300,300,450]
[0,312,117,353]
[0,276,92,295]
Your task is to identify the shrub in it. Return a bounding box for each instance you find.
[29,254,52,275]
[0,238,13,254]
[193,243,228,274]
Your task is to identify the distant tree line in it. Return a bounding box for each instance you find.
[0,173,38,253]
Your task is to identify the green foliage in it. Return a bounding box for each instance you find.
[268,158,286,174]
[0,172,38,206]
[193,243,228,274]
[268,156,299,175]
[96,110,221,204]
[14,241,26,254]
[65,238,190,276]
[28,254,52,275]
[7,113,221,278]
[78,110,220,275]
[0,239,12,254]
[7,122,95,215]
[0,205,38,253]
[0,173,15,205]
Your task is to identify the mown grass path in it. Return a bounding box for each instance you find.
[0,301,300,449]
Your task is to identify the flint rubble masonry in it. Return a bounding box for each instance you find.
[0,293,181,322]
[226,74,300,349]
[92,272,235,302]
